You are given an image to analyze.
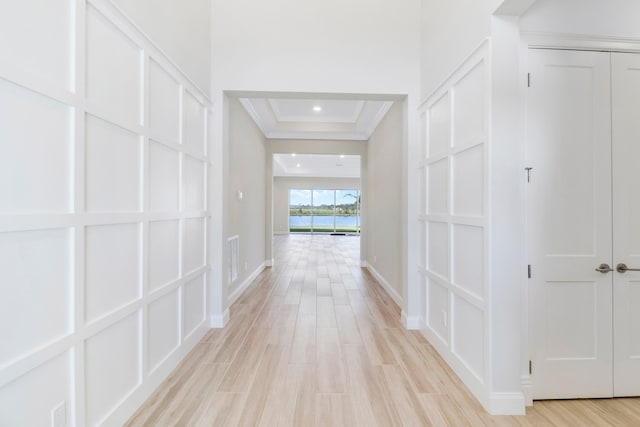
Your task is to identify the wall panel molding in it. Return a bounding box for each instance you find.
[418,40,492,414]
[0,0,212,425]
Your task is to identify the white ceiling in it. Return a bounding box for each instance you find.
[273,154,360,178]
[239,97,394,140]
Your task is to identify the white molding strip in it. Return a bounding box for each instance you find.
[210,308,230,328]
[89,0,211,104]
[265,258,274,267]
[401,311,420,330]
[366,264,402,307]
[238,98,270,138]
[488,392,526,416]
[227,262,266,306]
[522,31,640,53]
[108,323,209,425]
[419,38,491,111]
[362,101,394,137]
[521,374,534,406]
[422,325,489,411]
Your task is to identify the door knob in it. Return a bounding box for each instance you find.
[595,263,613,273]
[616,263,640,273]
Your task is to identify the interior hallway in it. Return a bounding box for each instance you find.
[126,235,640,426]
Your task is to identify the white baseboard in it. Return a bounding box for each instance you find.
[521,374,533,406]
[106,323,209,425]
[401,311,420,330]
[228,261,266,306]
[360,260,368,268]
[366,264,402,306]
[210,308,230,328]
[265,258,274,267]
[421,325,488,411]
[488,392,526,415]
[419,325,526,415]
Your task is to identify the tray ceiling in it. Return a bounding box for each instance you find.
[239,96,394,140]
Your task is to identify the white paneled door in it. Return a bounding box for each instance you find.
[612,52,640,397]
[528,49,640,399]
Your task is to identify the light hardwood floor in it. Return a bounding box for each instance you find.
[127,235,640,426]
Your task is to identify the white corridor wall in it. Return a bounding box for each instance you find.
[0,1,212,425]
[419,41,491,410]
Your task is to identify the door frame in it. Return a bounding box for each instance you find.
[521,32,640,405]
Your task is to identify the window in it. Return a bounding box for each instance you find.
[289,188,360,233]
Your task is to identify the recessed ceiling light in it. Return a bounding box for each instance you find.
[291,153,296,157]
[313,106,322,112]
[296,163,301,168]
[340,154,345,158]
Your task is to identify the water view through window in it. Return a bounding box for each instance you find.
[289,188,360,233]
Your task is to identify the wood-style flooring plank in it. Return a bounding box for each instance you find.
[127,235,640,427]
[316,327,346,393]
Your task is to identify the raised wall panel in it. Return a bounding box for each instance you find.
[85,313,141,426]
[148,220,180,291]
[85,223,141,322]
[86,6,142,125]
[0,0,72,89]
[183,156,205,211]
[452,224,484,299]
[149,60,180,142]
[0,3,211,425]
[148,290,180,371]
[427,158,448,215]
[452,144,484,217]
[427,279,449,344]
[85,115,142,212]
[0,80,71,214]
[419,43,489,405]
[427,93,451,158]
[183,275,206,337]
[453,62,485,148]
[452,296,484,379]
[183,91,206,155]
[0,352,72,427]
[149,141,180,212]
[183,218,205,274]
[427,221,448,279]
[0,229,71,366]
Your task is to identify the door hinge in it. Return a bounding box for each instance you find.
[529,360,532,375]
[527,72,531,87]
[525,167,533,183]
[527,264,532,279]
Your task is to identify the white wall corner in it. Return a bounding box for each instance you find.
[228,262,266,306]
[493,0,536,16]
[360,260,368,268]
[265,258,274,267]
[367,264,402,307]
[488,392,526,415]
[520,374,533,406]
[210,308,230,328]
[401,310,420,330]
